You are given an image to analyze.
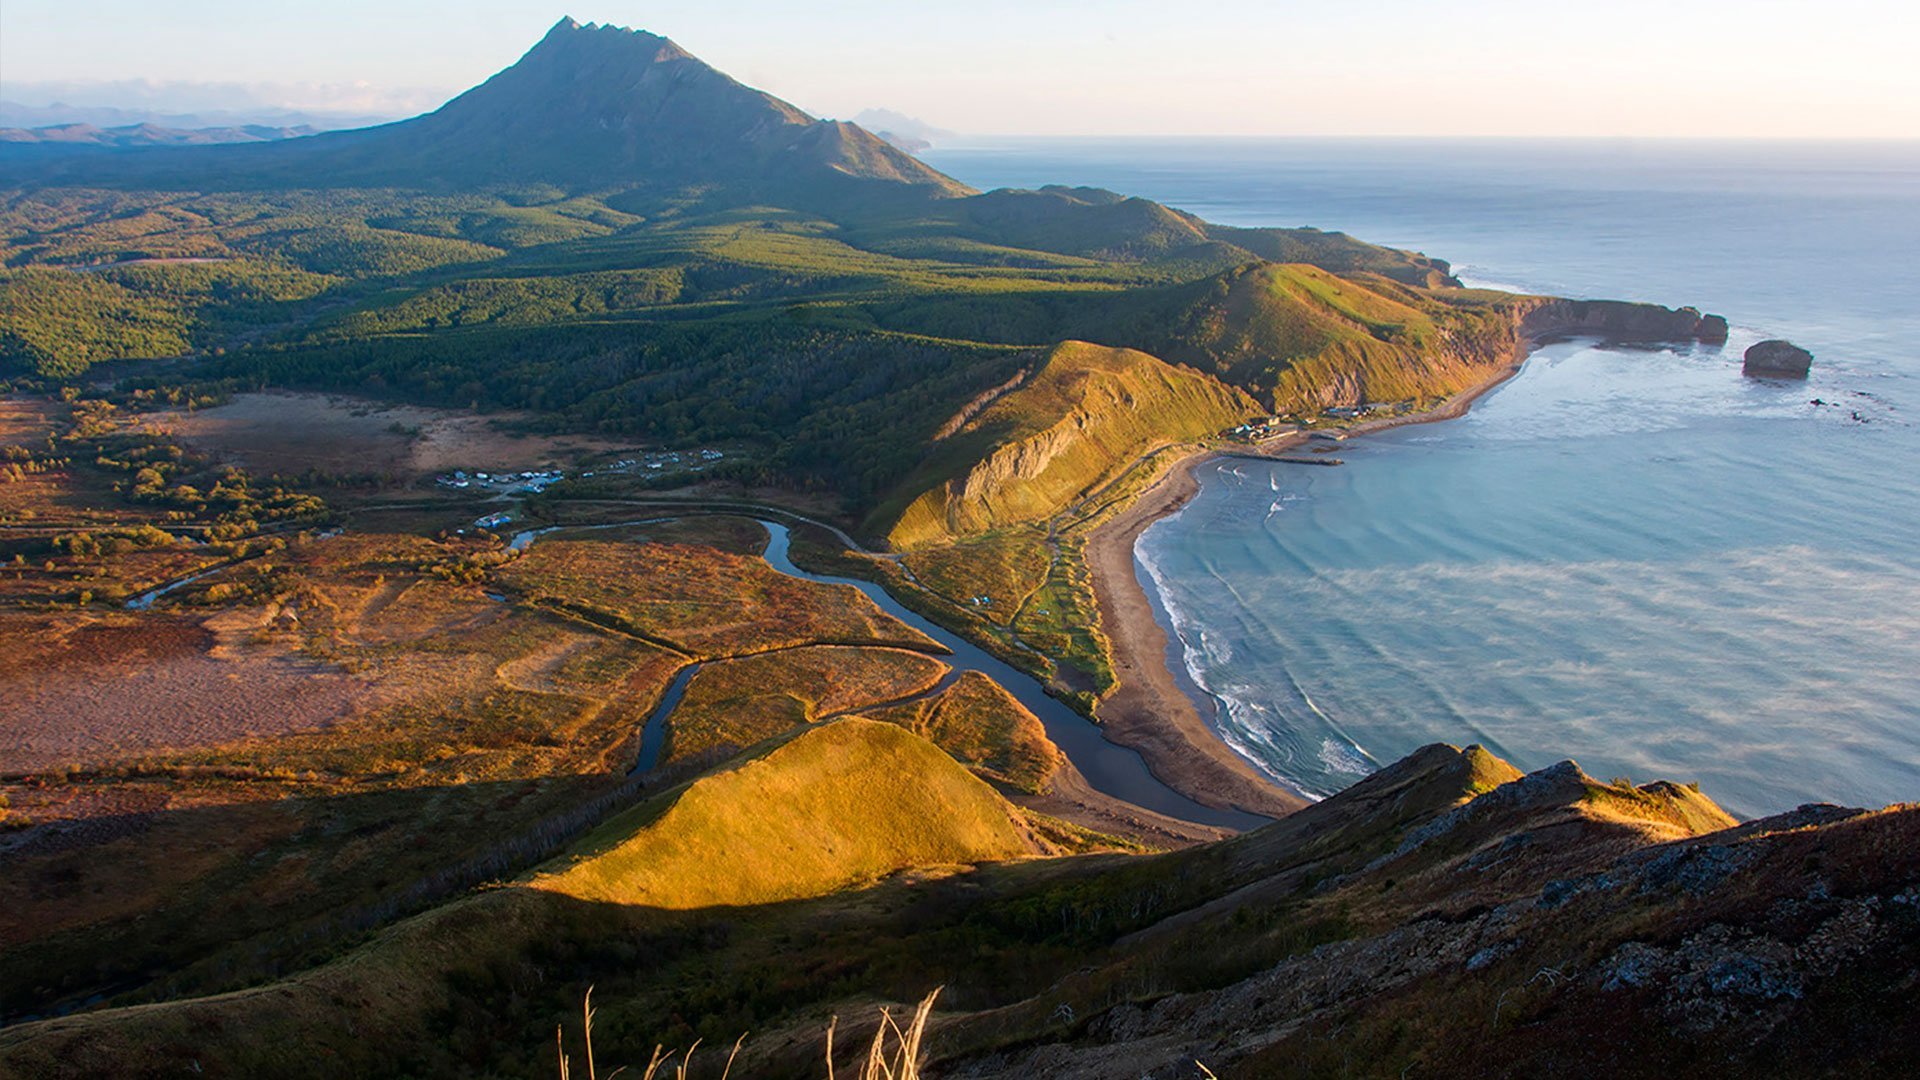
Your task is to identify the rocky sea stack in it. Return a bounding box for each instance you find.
[1743,339,1814,378]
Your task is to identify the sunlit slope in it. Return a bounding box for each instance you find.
[533,718,1036,907]
[885,341,1257,547]
[1125,263,1526,412]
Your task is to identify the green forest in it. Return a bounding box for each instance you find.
[0,180,1523,522]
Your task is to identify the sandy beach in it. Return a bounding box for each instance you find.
[1083,357,1527,817]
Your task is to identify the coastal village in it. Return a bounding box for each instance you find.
[1227,400,1415,444]
[436,447,729,530]
[434,447,727,494]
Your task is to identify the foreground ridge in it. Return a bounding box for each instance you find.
[3,738,1912,1078]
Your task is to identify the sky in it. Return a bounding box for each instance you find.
[3,0,1917,137]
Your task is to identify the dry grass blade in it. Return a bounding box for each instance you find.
[896,988,940,1077]
[584,985,598,1080]
[826,1014,839,1080]
[553,986,940,1079]
[857,987,942,1080]
[722,1033,748,1080]
[862,1007,893,1080]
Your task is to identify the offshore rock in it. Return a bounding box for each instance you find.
[1743,339,1814,379]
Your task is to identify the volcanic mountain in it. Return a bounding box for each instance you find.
[3,17,972,200]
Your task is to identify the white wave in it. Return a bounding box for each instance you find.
[1319,739,1374,777]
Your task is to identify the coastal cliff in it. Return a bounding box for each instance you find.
[1518,297,1729,344]
[886,341,1256,548]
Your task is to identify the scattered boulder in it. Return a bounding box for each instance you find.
[1743,340,1813,379]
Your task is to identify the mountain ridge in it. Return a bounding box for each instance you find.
[5,734,1909,1078]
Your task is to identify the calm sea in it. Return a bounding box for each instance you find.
[924,138,1920,817]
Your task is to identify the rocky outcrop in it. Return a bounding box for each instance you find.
[1520,299,1730,345]
[944,761,1918,1080]
[1743,339,1814,379]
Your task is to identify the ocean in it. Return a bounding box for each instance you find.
[923,138,1920,818]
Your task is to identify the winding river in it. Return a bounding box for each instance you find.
[596,519,1262,829]
[755,523,1262,829]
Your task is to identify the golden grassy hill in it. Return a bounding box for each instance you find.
[884,340,1256,547]
[534,717,1038,907]
[1136,262,1526,413]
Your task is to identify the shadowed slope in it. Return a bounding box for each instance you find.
[4,740,1909,1080]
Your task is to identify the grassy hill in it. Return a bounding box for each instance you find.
[884,341,1256,547]
[1092,262,1529,413]
[534,718,1037,908]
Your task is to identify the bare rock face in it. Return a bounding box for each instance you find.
[1743,339,1813,379]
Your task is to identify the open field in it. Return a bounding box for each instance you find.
[141,391,647,485]
[662,644,950,763]
[0,440,1108,1028]
[498,536,940,658]
[899,526,1051,628]
[0,398,173,534]
[0,612,377,771]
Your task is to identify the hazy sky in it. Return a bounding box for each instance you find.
[3,0,1916,136]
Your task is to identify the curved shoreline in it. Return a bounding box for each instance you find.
[1084,355,1528,814]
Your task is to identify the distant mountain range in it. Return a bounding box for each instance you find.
[0,98,402,133]
[0,121,318,156]
[851,108,955,153]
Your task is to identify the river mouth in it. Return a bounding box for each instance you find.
[517,516,1265,830]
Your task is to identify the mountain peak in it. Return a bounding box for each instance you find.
[367,18,969,195]
[525,16,680,65]
[3,19,973,201]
